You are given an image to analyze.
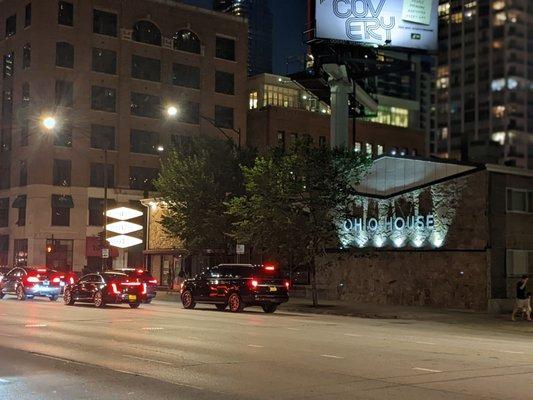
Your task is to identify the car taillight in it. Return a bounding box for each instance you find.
[111,283,120,294]
[251,279,259,289]
[121,282,141,286]
[148,279,158,284]
[26,276,39,283]
[37,269,47,273]
[52,277,61,283]
[265,266,275,271]
[69,277,74,284]
[285,280,290,290]
[142,283,147,295]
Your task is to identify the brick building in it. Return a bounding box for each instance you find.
[0,0,247,271]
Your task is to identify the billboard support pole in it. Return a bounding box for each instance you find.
[324,64,351,149]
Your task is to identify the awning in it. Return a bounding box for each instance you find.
[0,198,8,209]
[12,195,27,208]
[88,198,117,209]
[51,194,74,208]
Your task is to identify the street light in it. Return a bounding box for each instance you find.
[166,105,178,117]
[42,116,57,130]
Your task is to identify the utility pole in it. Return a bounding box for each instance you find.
[102,146,108,272]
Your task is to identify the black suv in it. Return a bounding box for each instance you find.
[180,264,289,313]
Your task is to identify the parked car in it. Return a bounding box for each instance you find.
[115,268,158,303]
[180,264,290,313]
[0,267,62,301]
[63,271,146,308]
[49,270,78,294]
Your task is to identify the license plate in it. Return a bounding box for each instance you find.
[128,295,137,301]
[269,286,277,292]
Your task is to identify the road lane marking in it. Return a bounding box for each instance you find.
[25,324,47,328]
[287,328,301,331]
[321,354,344,359]
[247,344,264,348]
[412,341,437,345]
[122,355,172,366]
[413,367,443,373]
[343,333,364,337]
[141,327,163,331]
[497,350,524,355]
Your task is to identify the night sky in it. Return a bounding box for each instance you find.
[180,0,308,74]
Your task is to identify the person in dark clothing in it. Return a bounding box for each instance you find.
[511,275,531,321]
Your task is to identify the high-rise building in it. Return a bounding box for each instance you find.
[434,0,532,168]
[0,0,247,271]
[214,0,273,76]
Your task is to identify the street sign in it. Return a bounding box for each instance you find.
[236,244,245,255]
[101,248,110,259]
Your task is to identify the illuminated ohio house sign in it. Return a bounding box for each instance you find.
[339,156,480,249]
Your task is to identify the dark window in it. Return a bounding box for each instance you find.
[0,235,8,265]
[53,159,71,186]
[130,92,160,118]
[92,48,116,75]
[53,124,72,147]
[5,15,16,38]
[55,80,73,107]
[3,52,14,78]
[171,135,193,153]
[90,163,114,188]
[174,30,201,54]
[0,198,8,227]
[20,120,29,146]
[132,20,161,46]
[93,9,117,37]
[277,131,285,148]
[25,4,31,27]
[129,166,158,191]
[21,82,30,107]
[51,195,72,227]
[90,124,115,150]
[131,55,161,82]
[88,198,110,226]
[172,63,200,89]
[216,36,235,61]
[0,126,11,152]
[319,136,327,147]
[91,86,116,112]
[56,42,74,68]
[19,161,27,186]
[22,43,31,69]
[2,90,13,116]
[13,196,26,227]
[177,101,200,125]
[0,161,10,190]
[215,105,234,129]
[215,71,234,95]
[58,1,74,26]
[130,129,159,154]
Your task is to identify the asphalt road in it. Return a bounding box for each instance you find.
[0,297,532,400]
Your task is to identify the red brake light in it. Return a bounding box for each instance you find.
[121,281,141,286]
[251,279,259,289]
[265,266,275,271]
[137,269,144,274]
[37,269,47,273]
[111,283,120,294]
[52,277,61,283]
[27,276,39,283]
[285,280,290,289]
[69,277,74,284]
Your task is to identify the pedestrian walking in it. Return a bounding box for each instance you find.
[511,275,531,321]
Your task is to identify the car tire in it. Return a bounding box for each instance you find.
[16,285,26,301]
[228,293,244,313]
[215,304,226,311]
[143,298,152,304]
[129,302,141,309]
[94,291,106,308]
[49,295,59,302]
[261,304,278,314]
[63,289,75,305]
[181,290,196,309]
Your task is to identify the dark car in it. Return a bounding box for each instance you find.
[180,264,290,313]
[116,268,158,303]
[63,271,145,308]
[49,270,78,294]
[0,267,62,301]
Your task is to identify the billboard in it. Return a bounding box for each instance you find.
[315,0,439,52]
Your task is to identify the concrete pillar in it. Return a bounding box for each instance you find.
[329,80,351,148]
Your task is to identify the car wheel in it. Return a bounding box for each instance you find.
[143,298,152,304]
[228,293,244,313]
[129,302,141,309]
[63,289,75,305]
[181,290,196,309]
[94,291,106,308]
[16,285,26,301]
[261,304,278,314]
[215,304,226,311]
[49,295,59,302]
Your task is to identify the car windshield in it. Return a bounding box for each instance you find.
[103,272,128,280]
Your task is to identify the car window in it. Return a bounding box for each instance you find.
[78,274,93,284]
[14,268,25,278]
[219,266,254,278]
[209,267,220,278]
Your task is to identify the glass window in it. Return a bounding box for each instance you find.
[2,89,13,117]
[377,144,384,156]
[25,4,31,27]
[12,239,27,265]
[249,91,258,109]
[20,120,29,146]
[92,48,116,75]
[91,86,116,112]
[506,250,533,276]
[365,143,373,156]
[3,52,14,78]
[88,198,115,226]
[0,161,10,190]
[93,9,117,37]
[130,92,160,119]
[90,163,115,188]
[507,189,527,212]
[131,55,161,82]
[22,43,31,69]
[132,20,161,46]
[56,42,74,68]
[277,131,285,148]
[51,206,71,227]
[53,159,71,186]
[0,126,11,152]
[19,161,27,186]
[5,15,16,38]
[215,71,234,95]
[177,101,199,125]
[55,80,73,107]
[129,167,158,191]
[216,36,235,61]
[0,235,8,266]
[0,198,8,227]
[53,124,72,147]
[214,105,234,129]
[171,135,193,153]
[318,136,326,147]
[130,129,159,155]
[172,63,200,89]
[174,30,201,54]
[58,1,73,26]
[90,124,115,150]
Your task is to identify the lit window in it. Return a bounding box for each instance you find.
[451,12,462,24]
[491,78,505,91]
[249,91,258,109]
[437,77,449,89]
[493,12,506,26]
[354,142,361,152]
[492,1,505,11]
[377,145,383,156]
[491,132,506,145]
[492,105,506,118]
[365,143,372,155]
[438,3,450,16]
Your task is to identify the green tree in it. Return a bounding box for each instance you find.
[228,140,370,306]
[155,137,254,260]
